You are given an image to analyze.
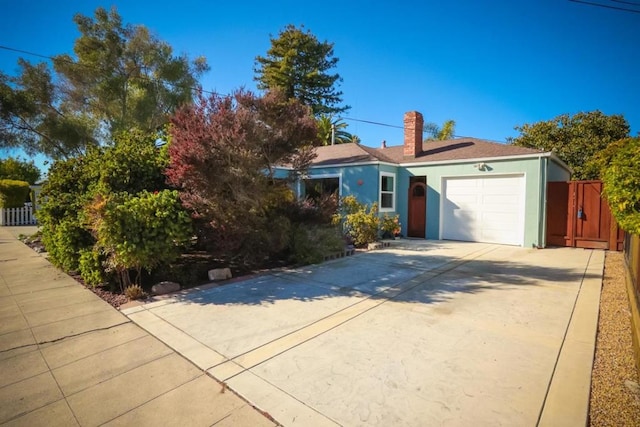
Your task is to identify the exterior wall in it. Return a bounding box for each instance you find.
[548,159,571,182]
[402,157,545,247]
[298,164,388,208]
[280,155,559,248]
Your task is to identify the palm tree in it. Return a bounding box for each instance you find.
[425,119,456,140]
[316,115,353,146]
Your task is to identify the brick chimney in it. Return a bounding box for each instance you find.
[403,111,423,158]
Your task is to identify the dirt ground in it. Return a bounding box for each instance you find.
[589,251,640,426]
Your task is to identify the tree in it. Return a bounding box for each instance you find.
[0,62,97,158]
[0,6,209,159]
[508,111,630,180]
[166,89,318,263]
[602,137,640,234]
[316,115,352,146]
[254,24,348,116]
[425,119,456,141]
[0,157,41,184]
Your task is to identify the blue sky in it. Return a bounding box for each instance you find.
[1,0,639,175]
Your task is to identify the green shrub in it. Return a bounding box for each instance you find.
[603,137,640,234]
[380,214,401,238]
[0,179,30,208]
[332,196,400,246]
[41,218,94,271]
[289,225,344,265]
[38,130,177,291]
[78,248,106,287]
[38,155,99,271]
[92,190,192,290]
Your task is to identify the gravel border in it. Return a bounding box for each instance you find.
[589,251,640,426]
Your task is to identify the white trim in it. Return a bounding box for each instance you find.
[439,173,526,246]
[300,173,343,198]
[276,152,572,174]
[379,171,396,212]
[400,152,562,168]
[309,160,397,169]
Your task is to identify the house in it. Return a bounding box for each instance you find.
[282,111,571,248]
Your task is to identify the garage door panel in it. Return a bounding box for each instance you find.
[450,195,480,210]
[442,175,524,246]
[481,194,517,206]
[480,212,519,227]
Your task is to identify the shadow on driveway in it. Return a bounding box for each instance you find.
[169,246,597,307]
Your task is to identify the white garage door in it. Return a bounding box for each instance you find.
[441,175,525,246]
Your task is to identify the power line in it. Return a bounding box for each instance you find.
[340,117,403,130]
[611,0,640,6]
[0,43,507,144]
[340,116,506,142]
[568,0,640,14]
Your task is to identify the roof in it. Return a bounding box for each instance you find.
[310,138,546,167]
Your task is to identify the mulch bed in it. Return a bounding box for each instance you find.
[589,251,640,426]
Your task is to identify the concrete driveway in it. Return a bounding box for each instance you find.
[122,241,603,426]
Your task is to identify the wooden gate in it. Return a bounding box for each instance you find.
[546,180,623,250]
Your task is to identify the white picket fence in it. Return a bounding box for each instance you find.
[0,204,37,226]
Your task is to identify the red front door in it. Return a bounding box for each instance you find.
[408,182,426,238]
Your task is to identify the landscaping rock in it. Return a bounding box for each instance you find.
[208,268,232,281]
[368,242,383,250]
[151,281,180,295]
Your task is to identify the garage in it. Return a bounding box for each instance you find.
[441,174,525,246]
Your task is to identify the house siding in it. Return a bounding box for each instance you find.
[300,165,381,206]
[548,158,571,182]
[401,157,544,248]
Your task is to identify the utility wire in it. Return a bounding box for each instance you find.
[568,0,640,13]
[340,117,403,130]
[611,0,640,6]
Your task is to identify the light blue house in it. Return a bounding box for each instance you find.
[283,111,570,248]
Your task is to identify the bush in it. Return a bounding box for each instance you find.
[0,179,30,208]
[39,155,99,270]
[91,190,192,290]
[380,214,401,238]
[78,248,106,287]
[124,284,146,300]
[332,196,400,246]
[286,194,338,225]
[289,225,344,265]
[41,218,94,271]
[38,130,183,291]
[603,137,640,234]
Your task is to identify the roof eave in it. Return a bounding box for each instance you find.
[399,152,558,167]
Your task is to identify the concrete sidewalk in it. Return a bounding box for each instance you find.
[0,226,276,426]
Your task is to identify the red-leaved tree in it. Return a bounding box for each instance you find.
[166,89,318,263]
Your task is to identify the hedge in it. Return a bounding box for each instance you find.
[0,179,30,208]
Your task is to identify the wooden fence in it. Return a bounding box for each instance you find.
[0,204,37,226]
[624,233,640,371]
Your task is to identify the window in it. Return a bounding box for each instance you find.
[302,176,340,201]
[380,172,396,211]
